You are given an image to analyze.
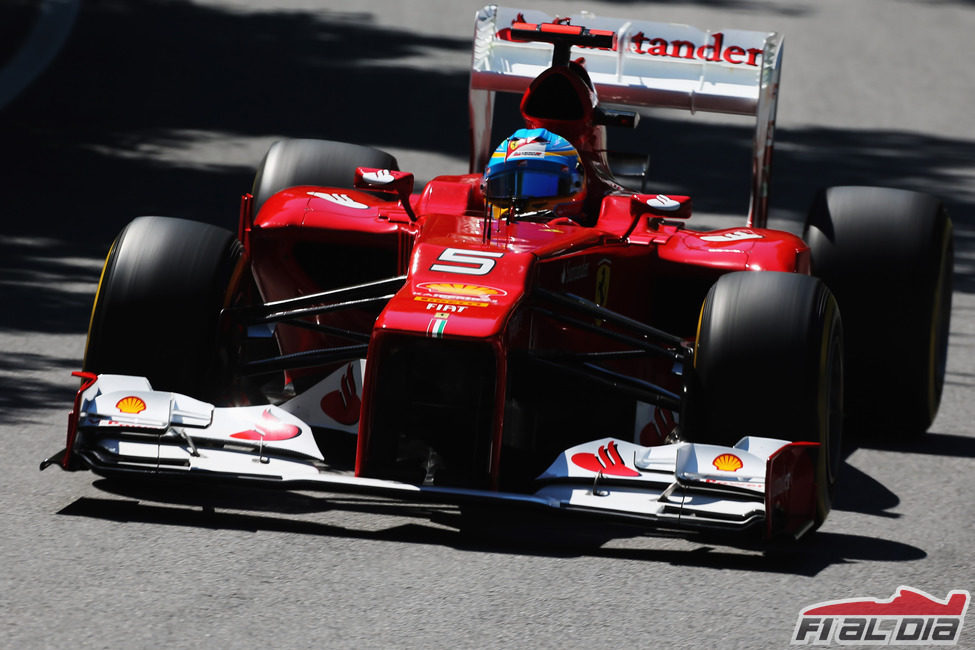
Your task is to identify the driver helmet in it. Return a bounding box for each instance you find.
[483,128,585,218]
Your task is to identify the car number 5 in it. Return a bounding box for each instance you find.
[430,248,503,276]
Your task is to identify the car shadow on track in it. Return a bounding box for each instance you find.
[831,426,975,520]
[53,475,924,577]
[853,429,975,459]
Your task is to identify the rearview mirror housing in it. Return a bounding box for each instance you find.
[630,193,692,220]
[354,168,416,221]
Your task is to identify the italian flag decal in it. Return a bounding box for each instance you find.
[427,313,449,338]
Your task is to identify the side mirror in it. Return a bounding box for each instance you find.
[630,193,692,220]
[354,168,417,221]
[595,108,640,129]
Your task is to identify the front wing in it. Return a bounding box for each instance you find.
[43,374,820,540]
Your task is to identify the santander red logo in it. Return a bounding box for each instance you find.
[320,363,361,426]
[571,440,640,477]
[630,31,763,67]
[497,16,763,67]
[231,409,301,441]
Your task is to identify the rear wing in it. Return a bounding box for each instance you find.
[470,5,783,227]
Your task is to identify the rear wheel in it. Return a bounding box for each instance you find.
[84,216,246,402]
[252,138,399,213]
[683,271,843,527]
[804,186,953,436]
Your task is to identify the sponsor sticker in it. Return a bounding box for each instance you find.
[571,440,641,478]
[497,21,763,67]
[427,312,449,338]
[630,31,764,67]
[702,477,764,490]
[307,191,369,210]
[561,260,590,284]
[115,396,146,414]
[415,282,506,306]
[231,409,301,441]
[792,586,970,646]
[505,136,544,160]
[647,194,680,211]
[701,230,763,242]
[414,296,489,308]
[361,169,394,184]
[422,302,471,313]
[712,453,743,472]
[634,402,677,446]
[320,363,361,426]
[417,282,506,298]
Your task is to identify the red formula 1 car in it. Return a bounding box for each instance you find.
[43,6,952,541]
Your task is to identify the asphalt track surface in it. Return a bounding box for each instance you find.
[1,1,974,648]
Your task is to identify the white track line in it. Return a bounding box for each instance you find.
[0,0,81,111]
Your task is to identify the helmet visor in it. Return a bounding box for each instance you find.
[483,161,576,202]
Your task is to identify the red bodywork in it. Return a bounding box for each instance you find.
[240,43,809,492]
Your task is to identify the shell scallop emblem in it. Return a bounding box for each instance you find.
[418,283,506,297]
[712,453,744,472]
[116,396,147,414]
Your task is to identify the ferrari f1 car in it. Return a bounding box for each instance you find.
[42,6,953,541]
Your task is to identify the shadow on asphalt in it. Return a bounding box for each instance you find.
[827,426,975,517]
[50,473,924,577]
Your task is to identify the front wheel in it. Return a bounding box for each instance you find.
[84,216,246,402]
[683,271,844,528]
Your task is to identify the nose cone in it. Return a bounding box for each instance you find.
[376,241,533,339]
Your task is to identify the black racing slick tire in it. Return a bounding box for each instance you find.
[83,216,245,402]
[251,138,399,213]
[804,186,953,436]
[684,271,844,528]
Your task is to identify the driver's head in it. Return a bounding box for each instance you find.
[482,128,585,218]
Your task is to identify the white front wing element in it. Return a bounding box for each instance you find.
[534,437,791,530]
[74,375,324,473]
[64,376,811,536]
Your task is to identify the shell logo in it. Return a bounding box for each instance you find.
[116,396,147,414]
[712,453,744,472]
[417,282,507,297]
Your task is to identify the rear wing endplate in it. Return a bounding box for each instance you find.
[470,5,783,227]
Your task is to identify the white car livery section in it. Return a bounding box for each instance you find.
[279,359,366,434]
[700,230,764,242]
[360,169,395,184]
[74,374,324,471]
[307,191,369,209]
